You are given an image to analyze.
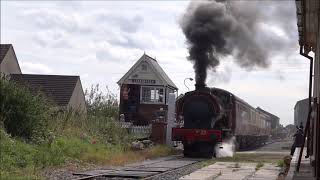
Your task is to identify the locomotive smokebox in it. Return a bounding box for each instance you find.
[195,83,207,91]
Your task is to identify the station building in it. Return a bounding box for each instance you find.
[117,53,178,125]
[295,0,320,178]
[294,98,309,127]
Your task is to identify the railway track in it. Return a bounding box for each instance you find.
[72,155,205,180]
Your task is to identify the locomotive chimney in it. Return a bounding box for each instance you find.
[195,83,206,91]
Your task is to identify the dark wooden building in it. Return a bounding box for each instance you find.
[117,54,178,125]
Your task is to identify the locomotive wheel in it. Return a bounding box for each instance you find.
[183,143,214,158]
[199,142,214,158]
[235,141,240,151]
[183,144,194,157]
[183,149,192,157]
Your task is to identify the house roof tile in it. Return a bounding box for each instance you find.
[10,74,79,106]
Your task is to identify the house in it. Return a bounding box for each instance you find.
[0,44,22,75]
[10,74,86,112]
[117,53,178,125]
[0,44,86,113]
[294,98,309,127]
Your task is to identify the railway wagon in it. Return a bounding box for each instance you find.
[172,85,272,157]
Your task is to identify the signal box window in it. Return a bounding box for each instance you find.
[141,86,164,104]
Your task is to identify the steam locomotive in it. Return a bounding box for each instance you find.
[172,84,272,157]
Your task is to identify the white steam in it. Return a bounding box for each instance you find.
[215,136,236,157]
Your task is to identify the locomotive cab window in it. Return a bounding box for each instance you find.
[140,86,164,104]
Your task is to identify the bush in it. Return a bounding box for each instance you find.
[48,110,131,147]
[87,116,132,146]
[0,76,52,142]
[85,84,118,118]
[47,84,130,146]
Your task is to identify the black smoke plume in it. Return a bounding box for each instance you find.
[180,0,270,86]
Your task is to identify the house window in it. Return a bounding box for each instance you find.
[141,86,164,104]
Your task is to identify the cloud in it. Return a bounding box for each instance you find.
[32,30,72,48]
[22,9,91,33]
[92,41,142,62]
[20,62,53,74]
[94,12,144,33]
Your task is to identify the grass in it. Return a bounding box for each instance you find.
[200,152,284,168]
[255,162,264,171]
[107,145,178,166]
[0,128,178,179]
[0,81,180,179]
[218,153,285,163]
[277,159,285,167]
[200,159,217,167]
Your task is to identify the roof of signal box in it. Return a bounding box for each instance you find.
[117,54,178,89]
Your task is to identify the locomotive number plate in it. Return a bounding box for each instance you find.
[200,130,207,135]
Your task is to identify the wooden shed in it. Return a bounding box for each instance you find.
[117,54,178,125]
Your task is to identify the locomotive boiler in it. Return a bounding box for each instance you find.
[172,84,272,157]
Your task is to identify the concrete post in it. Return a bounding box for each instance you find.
[166,93,176,146]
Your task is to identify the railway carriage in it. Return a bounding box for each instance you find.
[172,85,272,157]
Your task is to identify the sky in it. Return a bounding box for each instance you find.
[1,1,312,126]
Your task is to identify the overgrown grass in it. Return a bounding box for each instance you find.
[0,80,177,179]
[0,128,177,179]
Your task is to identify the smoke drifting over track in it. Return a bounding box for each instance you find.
[180,0,271,86]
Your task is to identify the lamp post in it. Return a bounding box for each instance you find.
[184,78,193,92]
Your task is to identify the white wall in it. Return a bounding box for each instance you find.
[68,78,87,113]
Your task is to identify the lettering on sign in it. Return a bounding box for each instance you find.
[129,79,156,84]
